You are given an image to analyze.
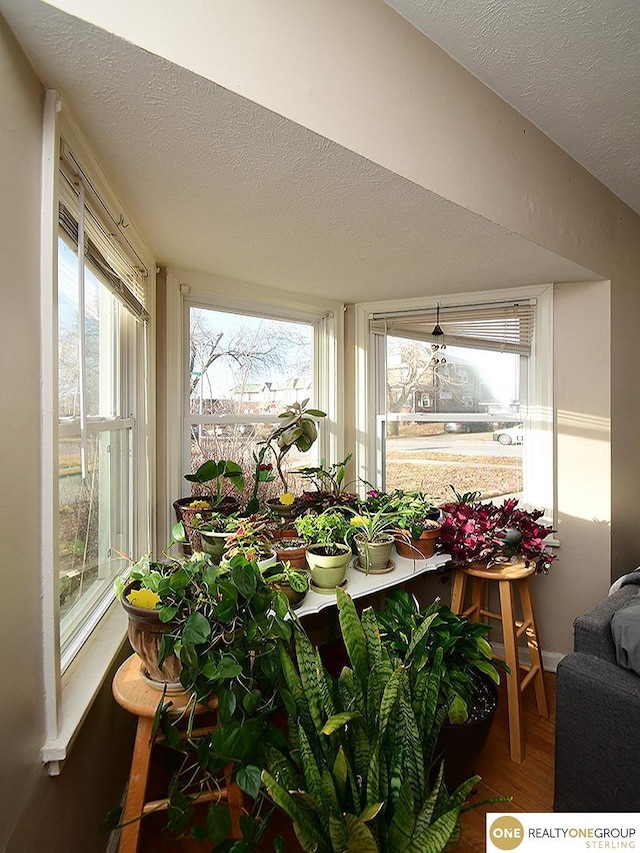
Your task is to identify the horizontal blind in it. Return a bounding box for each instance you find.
[370,301,535,355]
[59,148,149,322]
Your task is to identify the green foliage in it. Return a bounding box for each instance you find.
[263,398,326,492]
[294,509,351,555]
[375,590,505,724]
[295,453,354,496]
[123,551,293,849]
[262,589,481,852]
[261,560,309,593]
[184,459,245,506]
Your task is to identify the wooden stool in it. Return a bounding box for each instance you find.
[112,654,243,853]
[450,560,549,763]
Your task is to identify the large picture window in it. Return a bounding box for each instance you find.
[368,296,551,513]
[185,305,318,498]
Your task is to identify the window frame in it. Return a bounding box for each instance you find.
[161,277,343,546]
[353,285,555,520]
[40,94,155,772]
[182,301,320,482]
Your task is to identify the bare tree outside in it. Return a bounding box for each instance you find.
[185,307,315,495]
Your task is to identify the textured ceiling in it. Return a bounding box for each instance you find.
[0,0,599,301]
[385,0,640,214]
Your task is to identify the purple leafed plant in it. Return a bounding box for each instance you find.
[439,496,556,574]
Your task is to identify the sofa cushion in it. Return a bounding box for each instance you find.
[611,591,640,676]
[573,585,637,663]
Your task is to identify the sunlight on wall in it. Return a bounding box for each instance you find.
[557,409,611,522]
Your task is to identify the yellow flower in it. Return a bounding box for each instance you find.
[189,499,209,510]
[126,588,161,610]
[279,492,295,506]
[350,516,366,526]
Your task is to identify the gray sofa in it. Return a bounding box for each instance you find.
[554,579,640,812]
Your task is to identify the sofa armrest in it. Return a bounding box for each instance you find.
[573,586,637,663]
[554,652,640,812]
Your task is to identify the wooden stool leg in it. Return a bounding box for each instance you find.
[224,763,244,839]
[450,570,466,615]
[468,577,484,623]
[519,578,549,719]
[119,716,154,853]
[498,578,524,764]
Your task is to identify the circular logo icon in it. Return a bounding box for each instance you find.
[489,816,525,850]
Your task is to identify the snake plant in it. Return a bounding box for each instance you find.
[262,588,490,852]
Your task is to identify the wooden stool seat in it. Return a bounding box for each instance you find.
[450,559,549,764]
[112,654,242,853]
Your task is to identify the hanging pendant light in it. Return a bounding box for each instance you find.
[430,302,447,367]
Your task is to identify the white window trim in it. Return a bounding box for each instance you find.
[161,273,343,546]
[40,92,156,773]
[353,284,556,523]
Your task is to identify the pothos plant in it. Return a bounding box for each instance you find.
[262,588,504,851]
[114,546,295,850]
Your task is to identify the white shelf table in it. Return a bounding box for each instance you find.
[294,549,451,618]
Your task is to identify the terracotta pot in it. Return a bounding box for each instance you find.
[305,543,351,589]
[274,537,308,570]
[266,498,298,520]
[121,581,182,687]
[173,495,240,551]
[354,532,395,572]
[394,522,441,559]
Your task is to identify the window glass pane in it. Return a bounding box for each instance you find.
[59,427,131,653]
[58,236,80,418]
[85,264,119,418]
[385,336,523,502]
[187,307,316,493]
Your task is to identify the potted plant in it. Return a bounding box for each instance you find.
[262,588,501,850]
[375,589,505,790]
[115,548,296,849]
[222,517,276,568]
[294,453,359,513]
[192,513,239,564]
[245,445,276,515]
[173,458,245,550]
[262,399,326,516]
[260,559,309,609]
[391,489,442,559]
[294,509,351,590]
[345,501,397,573]
[439,492,556,573]
[273,535,308,570]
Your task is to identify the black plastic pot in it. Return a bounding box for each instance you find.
[436,677,499,791]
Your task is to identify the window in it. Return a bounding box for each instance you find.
[362,292,553,514]
[56,141,150,671]
[184,305,319,498]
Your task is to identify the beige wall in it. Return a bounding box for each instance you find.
[0,18,134,852]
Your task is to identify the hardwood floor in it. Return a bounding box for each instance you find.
[456,671,556,852]
[139,673,556,852]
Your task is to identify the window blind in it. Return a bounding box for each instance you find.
[370,300,535,355]
[59,148,149,322]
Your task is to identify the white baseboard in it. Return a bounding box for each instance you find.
[491,642,564,673]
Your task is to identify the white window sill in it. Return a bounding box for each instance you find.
[41,599,128,776]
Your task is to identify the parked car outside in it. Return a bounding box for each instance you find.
[444,421,496,434]
[492,423,524,445]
